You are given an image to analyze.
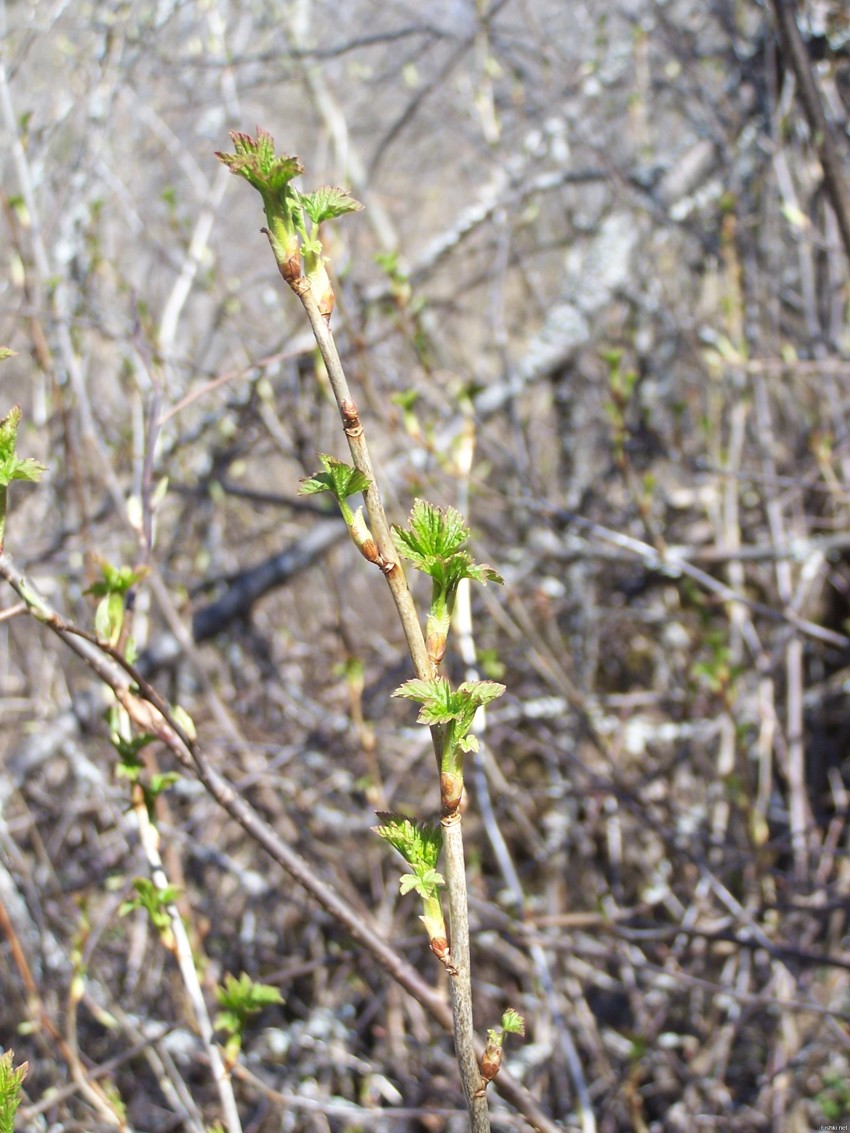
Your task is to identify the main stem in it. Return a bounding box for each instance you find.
[295,285,488,1129]
[294,282,431,678]
[443,814,490,1128]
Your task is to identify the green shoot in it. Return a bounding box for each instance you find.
[85,559,148,649]
[108,703,181,822]
[478,1008,526,1092]
[392,677,505,814]
[299,455,382,563]
[110,729,156,781]
[215,129,362,318]
[119,878,181,952]
[0,405,46,553]
[372,814,455,969]
[214,973,283,1070]
[0,1051,28,1133]
[393,499,503,664]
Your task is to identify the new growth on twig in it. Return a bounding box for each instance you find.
[217,129,524,1126]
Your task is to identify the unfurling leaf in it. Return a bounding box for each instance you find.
[0,406,46,488]
[299,454,371,501]
[300,186,364,224]
[372,813,442,870]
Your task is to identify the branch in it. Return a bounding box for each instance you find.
[768,0,850,265]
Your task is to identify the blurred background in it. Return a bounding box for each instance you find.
[2,0,850,1130]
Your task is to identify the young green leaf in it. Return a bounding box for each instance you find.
[298,454,371,501]
[392,676,505,726]
[372,813,442,870]
[0,406,46,488]
[398,864,445,901]
[427,552,504,592]
[216,129,306,279]
[215,971,283,1017]
[500,1008,526,1036]
[392,498,503,660]
[393,499,469,565]
[85,559,147,597]
[119,878,180,934]
[0,1051,27,1133]
[149,772,180,797]
[94,590,125,644]
[300,186,364,224]
[214,972,283,1068]
[111,731,156,781]
[215,129,303,198]
[479,1007,526,1091]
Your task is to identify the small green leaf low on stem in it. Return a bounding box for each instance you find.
[85,559,148,648]
[477,1008,526,1093]
[301,186,363,225]
[119,878,181,952]
[373,814,456,970]
[299,454,371,511]
[109,721,156,781]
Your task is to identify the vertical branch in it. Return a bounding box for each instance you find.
[294,284,435,684]
[129,777,244,1133]
[442,816,488,1128]
[294,283,489,1128]
[768,0,850,266]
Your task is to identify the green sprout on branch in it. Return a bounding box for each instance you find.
[393,499,503,665]
[214,972,283,1070]
[0,1051,28,1133]
[107,703,182,822]
[393,677,505,816]
[215,128,362,320]
[119,878,181,952]
[299,454,383,564]
[477,1008,526,1094]
[109,717,155,778]
[85,559,148,650]
[0,404,46,553]
[372,814,455,970]
[601,348,639,470]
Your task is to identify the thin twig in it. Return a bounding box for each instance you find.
[768,0,850,265]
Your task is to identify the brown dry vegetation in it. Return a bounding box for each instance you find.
[2,1,850,1131]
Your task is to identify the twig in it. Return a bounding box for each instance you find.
[128,771,243,1133]
[293,285,434,680]
[533,503,848,650]
[768,0,850,266]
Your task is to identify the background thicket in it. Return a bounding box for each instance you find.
[2,1,850,1131]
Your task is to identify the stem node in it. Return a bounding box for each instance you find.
[340,398,362,436]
